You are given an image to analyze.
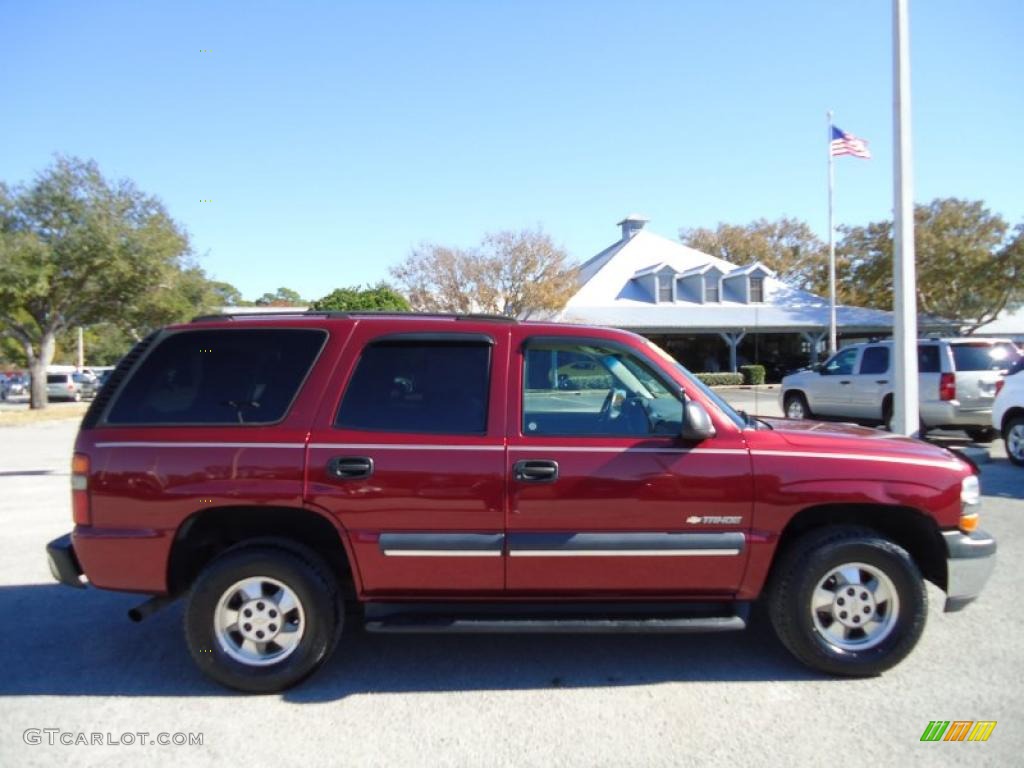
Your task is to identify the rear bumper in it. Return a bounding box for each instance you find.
[922,402,992,428]
[943,529,996,612]
[46,533,86,588]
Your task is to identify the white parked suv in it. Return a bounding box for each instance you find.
[992,359,1024,465]
[780,338,1020,441]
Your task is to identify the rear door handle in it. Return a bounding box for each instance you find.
[876,379,889,385]
[514,459,559,483]
[327,456,374,480]
[839,380,851,385]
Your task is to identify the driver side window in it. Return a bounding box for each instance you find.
[823,347,859,376]
[522,342,681,437]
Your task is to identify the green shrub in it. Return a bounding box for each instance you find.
[695,372,744,386]
[740,364,766,385]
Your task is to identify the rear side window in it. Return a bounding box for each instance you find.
[46,374,65,384]
[951,344,1011,372]
[858,347,889,375]
[105,329,326,425]
[336,342,491,434]
[917,345,941,373]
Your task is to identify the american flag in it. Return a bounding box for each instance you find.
[830,125,871,159]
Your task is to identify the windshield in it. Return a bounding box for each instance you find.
[644,339,746,429]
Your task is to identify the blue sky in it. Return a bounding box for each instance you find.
[2,1,1021,301]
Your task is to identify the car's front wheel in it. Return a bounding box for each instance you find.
[1005,417,1024,467]
[784,392,812,420]
[768,526,926,676]
[185,543,341,692]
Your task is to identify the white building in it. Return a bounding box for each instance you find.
[558,215,954,377]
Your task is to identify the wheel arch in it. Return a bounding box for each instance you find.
[1001,406,1024,435]
[168,505,357,598]
[768,503,947,592]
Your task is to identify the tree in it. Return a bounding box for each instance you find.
[0,156,203,407]
[390,228,578,318]
[255,287,304,306]
[310,282,410,312]
[679,217,827,291]
[836,198,1023,332]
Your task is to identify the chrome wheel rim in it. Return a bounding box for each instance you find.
[1008,424,1024,461]
[810,562,899,651]
[213,576,305,666]
[786,399,805,419]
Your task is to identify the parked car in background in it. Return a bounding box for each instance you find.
[2,373,28,399]
[992,363,1024,466]
[780,338,1020,441]
[46,372,97,402]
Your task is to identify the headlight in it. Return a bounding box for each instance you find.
[959,475,981,532]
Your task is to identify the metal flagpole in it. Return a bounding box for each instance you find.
[827,111,837,355]
[892,0,919,435]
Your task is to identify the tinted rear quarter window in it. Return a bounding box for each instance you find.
[917,345,941,373]
[105,328,326,425]
[46,374,65,384]
[336,342,491,434]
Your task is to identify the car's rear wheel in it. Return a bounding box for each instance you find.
[768,526,926,676]
[966,427,998,444]
[185,544,341,692]
[1005,417,1024,467]
[784,392,812,420]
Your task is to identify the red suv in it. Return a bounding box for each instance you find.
[46,313,996,692]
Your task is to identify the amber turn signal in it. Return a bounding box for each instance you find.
[959,512,980,533]
[71,453,90,474]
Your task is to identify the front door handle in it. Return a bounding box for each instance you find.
[839,380,851,385]
[876,379,889,385]
[514,459,559,483]
[327,456,374,480]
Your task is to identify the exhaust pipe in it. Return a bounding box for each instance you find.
[128,594,178,623]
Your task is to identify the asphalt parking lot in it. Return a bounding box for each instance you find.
[0,410,1021,767]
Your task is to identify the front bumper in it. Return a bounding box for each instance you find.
[46,533,86,588]
[943,528,996,612]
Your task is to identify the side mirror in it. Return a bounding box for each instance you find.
[812,363,824,374]
[681,400,716,441]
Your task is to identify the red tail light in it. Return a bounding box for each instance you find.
[996,379,1005,396]
[71,453,91,525]
[939,372,956,401]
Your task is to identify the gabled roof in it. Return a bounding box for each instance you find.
[558,220,955,333]
[632,261,679,278]
[677,263,724,279]
[724,262,775,278]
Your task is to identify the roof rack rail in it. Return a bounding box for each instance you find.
[190,310,518,324]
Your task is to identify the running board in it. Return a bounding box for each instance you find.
[363,601,749,635]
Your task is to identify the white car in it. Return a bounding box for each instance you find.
[780,337,1020,441]
[992,359,1024,465]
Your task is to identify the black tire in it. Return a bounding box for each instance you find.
[783,392,812,420]
[768,526,926,677]
[965,427,997,444]
[1005,416,1024,467]
[185,543,341,693]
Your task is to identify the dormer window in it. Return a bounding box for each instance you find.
[750,277,765,303]
[704,281,720,303]
[658,276,673,302]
